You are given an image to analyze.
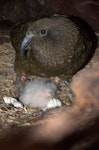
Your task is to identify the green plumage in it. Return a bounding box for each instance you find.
[10,16,97,79]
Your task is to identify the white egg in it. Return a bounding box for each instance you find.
[47,98,62,109]
[3,96,23,109]
[3,96,17,104]
[11,101,23,108]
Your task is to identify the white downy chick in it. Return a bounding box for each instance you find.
[19,78,57,110]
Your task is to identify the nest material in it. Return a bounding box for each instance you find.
[0,26,99,130]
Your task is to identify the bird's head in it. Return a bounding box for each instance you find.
[20,17,67,62]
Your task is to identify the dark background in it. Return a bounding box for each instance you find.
[0,0,99,31]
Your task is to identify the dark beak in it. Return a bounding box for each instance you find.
[20,36,32,59]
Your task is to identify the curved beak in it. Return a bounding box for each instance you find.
[20,36,32,59]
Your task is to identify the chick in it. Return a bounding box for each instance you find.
[10,16,97,79]
[19,78,57,110]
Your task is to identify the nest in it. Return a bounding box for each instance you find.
[0,26,99,149]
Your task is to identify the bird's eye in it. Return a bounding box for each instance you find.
[40,29,47,36]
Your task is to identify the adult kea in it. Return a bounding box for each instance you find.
[10,16,97,79]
